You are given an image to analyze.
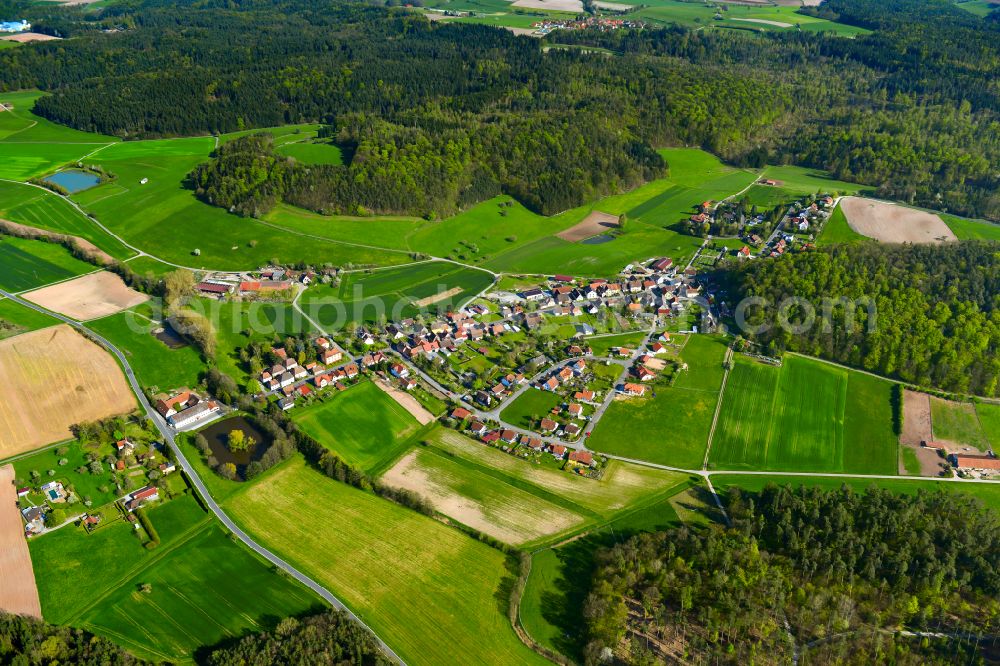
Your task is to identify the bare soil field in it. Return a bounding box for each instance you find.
[840,197,957,244]
[899,390,942,476]
[0,465,41,619]
[381,450,584,545]
[0,219,115,265]
[0,325,136,455]
[412,286,463,308]
[375,378,434,425]
[23,271,148,320]
[594,1,633,9]
[0,33,61,43]
[556,210,620,242]
[512,0,582,11]
[731,17,793,27]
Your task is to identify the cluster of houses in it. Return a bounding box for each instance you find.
[498,257,702,322]
[450,406,598,468]
[195,266,310,299]
[532,17,644,35]
[154,389,221,429]
[388,306,508,362]
[257,338,366,411]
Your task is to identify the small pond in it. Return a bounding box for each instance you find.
[152,323,189,350]
[581,234,616,245]
[199,415,272,481]
[43,169,101,193]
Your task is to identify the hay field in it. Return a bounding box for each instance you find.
[23,271,148,320]
[381,448,587,545]
[840,197,957,244]
[0,325,136,455]
[0,465,41,619]
[226,457,550,666]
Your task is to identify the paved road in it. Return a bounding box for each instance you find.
[0,289,406,666]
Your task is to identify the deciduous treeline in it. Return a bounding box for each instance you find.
[725,242,1000,395]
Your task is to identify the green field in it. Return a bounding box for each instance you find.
[0,90,117,180]
[0,235,95,291]
[818,202,868,246]
[709,355,898,475]
[975,403,1000,448]
[940,213,1000,241]
[382,445,592,546]
[30,496,319,662]
[499,389,563,429]
[0,296,59,338]
[711,474,1000,514]
[930,397,991,450]
[302,261,494,325]
[225,456,550,666]
[0,181,135,260]
[588,335,728,468]
[293,380,421,473]
[275,140,344,165]
[70,136,410,270]
[87,302,206,393]
[954,0,999,17]
[633,0,870,36]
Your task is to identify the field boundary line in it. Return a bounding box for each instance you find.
[702,345,733,470]
[61,517,212,625]
[13,267,104,296]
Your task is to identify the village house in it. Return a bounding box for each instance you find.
[550,444,567,459]
[540,418,558,432]
[40,481,67,503]
[451,407,472,421]
[622,382,646,397]
[568,450,594,467]
[21,506,45,535]
[278,396,295,411]
[568,403,583,417]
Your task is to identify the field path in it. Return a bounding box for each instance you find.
[0,289,406,666]
[702,345,734,469]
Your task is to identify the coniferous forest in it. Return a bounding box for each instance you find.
[0,0,997,219]
[583,485,1000,665]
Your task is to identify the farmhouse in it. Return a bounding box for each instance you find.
[196,282,233,297]
[568,450,594,467]
[125,485,159,511]
[167,400,220,429]
[950,454,1000,471]
[154,389,197,418]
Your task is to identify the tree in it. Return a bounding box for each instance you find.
[228,429,255,453]
[162,269,196,312]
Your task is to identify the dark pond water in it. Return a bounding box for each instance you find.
[152,324,189,350]
[199,416,271,481]
[581,234,615,245]
[43,169,101,193]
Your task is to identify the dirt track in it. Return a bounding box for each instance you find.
[557,211,620,242]
[412,286,463,308]
[840,197,957,244]
[899,390,942,476]
[0,325,136,455]
[0,465,42,619]
[23,271,148,320]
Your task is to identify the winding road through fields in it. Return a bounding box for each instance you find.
[0,288,407,666]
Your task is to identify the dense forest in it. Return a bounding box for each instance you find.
[205,610,391,665]
[0,0,997,218]
[584,484,1000,665]
[724,241,1000,396]
[0,609,390,664]
[0,613,143,665]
